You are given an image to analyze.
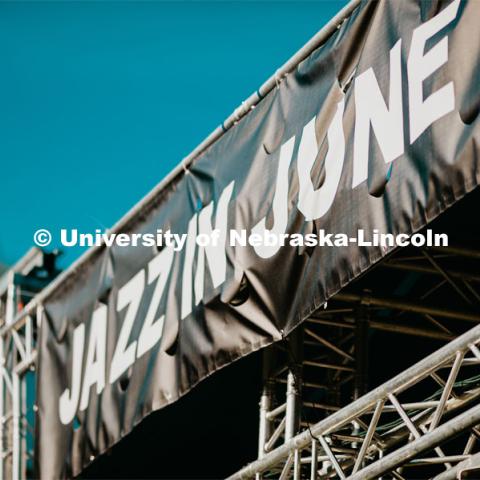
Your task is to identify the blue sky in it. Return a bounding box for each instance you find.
[0,1,345,269]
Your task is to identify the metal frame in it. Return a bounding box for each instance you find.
[229,320,480,480]
[1,1,478,477]
[0,249,58,480]
[3,245,479,480]
[229,245,480,479]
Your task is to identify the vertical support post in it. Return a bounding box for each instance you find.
[310,439,318,480]
[0,336,4,480]
[285,328,303,442]
[354,304,369,400]
[21,374,27,478]
[25,316,32,360]
[6,273,16,325]
[293,449,301,480]
[352,303,369,446]
[36,304,43,330]
[12,372,20,480]
[258,348,275,460]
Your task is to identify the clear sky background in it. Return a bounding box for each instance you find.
[0,1,346,269]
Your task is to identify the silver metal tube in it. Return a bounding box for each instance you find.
[264,417,286,453]
[428,351,463,432]
[348,403,480,480]
[305,328,354,362]
[227,324,480,480]
[380,401,439,411]
[0,337,4,479]
[266,403,286,421]
[278,453,293,480]
[21,374,26,479]
[293,449,301,480]
[432,452,480,480]
[285,371,299,442]
[334,292,480,323]
[258,387,273,458]
[388,394,421,439]
[285,329,303,442]
[5,274,15,326]
[409,455,470,465]
[11,373,20,480]
[352,400,384,474]
[318,436,346,480]
[463,434,477,455]
[421,250,472,305]
[310,440,318,480]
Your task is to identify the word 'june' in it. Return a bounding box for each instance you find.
[59,0,460,425]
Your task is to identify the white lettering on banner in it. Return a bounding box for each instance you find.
[109,270,145,384]
[252,136,295,258]
[58,2,461,424]
[58,181,235,424]
[180,214,198,320]
[182,180,235,318]
[194,181,235,303]
[297,99,346,220]
[79,305,107,411]
[352,40,404,188]
[59,323,85,425]
[137,246,175,358]
[408,0,460,143]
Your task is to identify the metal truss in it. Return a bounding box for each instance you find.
[0,249,59,480]
[229,245,480,480]
[229,321,480,480]
[256,308,365,465]
[2,239,480,480]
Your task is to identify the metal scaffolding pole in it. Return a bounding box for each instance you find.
[354,305,368,400]
[0,333,4,479]
[258,349,275,461]
[334,291,480,323]
[285,330,303,442]
[0,249,59,480]
[347,404,480,480]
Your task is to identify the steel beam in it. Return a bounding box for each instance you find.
[429,245,480,260]
[433,452,480,480]
[383,262,480,284]
[334,292,480,323]
[307,317,454,341]
[347,404,480,480]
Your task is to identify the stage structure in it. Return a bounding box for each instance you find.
[0,249,60,479]
[229,240,480,479]
[1,0,480,478]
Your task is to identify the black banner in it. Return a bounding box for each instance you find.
[36,0,480,477]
